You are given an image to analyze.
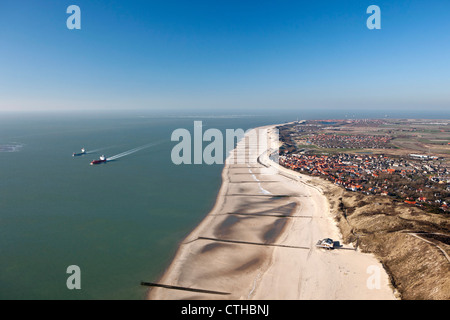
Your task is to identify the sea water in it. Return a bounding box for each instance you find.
[0,109,446,299]
[0,110,300,299]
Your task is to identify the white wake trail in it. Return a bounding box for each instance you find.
[106,142,159,161]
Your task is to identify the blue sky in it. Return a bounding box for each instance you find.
[0,0,449,113]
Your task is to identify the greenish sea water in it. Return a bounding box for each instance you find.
[0,111,299,299]
[0,109,445,299]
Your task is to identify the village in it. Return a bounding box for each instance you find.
[308,133,392,149]
[277,120,450,213]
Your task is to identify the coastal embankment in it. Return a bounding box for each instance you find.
[147,124,396,300]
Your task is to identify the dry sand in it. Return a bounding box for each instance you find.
[147,125,396,300]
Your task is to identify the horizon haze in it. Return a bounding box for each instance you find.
[1,1,449,113]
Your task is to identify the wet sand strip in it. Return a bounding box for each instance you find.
[230,173,275,175]
[228,180,280,183]
[223,212,312,218]
[197,236,310,250]
[225,194,298,197]
[278,171,300,181]
[141,282,231,296]
[227,166,266,169]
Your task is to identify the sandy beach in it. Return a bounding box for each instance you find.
[147,124,396,300]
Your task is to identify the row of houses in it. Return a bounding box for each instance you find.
[308,133,393,149]
[279,153,450,212]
